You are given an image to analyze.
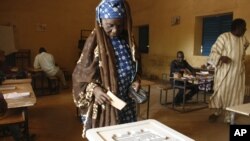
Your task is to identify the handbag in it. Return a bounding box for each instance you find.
[128,60,148,104]
[128,86,148,104]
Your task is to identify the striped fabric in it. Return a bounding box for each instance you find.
[208,32,248,109]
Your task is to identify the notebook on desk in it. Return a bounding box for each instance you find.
[3,92,30,99]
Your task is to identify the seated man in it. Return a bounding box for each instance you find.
[34,47,68,88]
[170,51,199,105]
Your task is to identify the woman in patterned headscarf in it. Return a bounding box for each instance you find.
[72,0,140,137]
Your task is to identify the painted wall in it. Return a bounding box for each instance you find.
[130,0,250,80]
[0,0,99,72]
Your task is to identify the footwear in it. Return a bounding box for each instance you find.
[224,118,231,124]
[208,114,219,123]
[224,115,231,124]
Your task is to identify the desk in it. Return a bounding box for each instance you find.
[86,119,194,141]
[28,68,47,95]
[1,79,36,108]
[1,83,36,109]
[226,103,250,124]
[172,74,213,112]
[139,79,155,119]
[0,79,36,140]
[2,79,32,85]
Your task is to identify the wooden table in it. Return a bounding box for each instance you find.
[171,74,213,112]
[0,79,36,141]
[1,79,32,85]
[1,83,36,108]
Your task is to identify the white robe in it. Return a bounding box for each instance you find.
[208,32,248,109]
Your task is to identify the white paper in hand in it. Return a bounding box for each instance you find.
[107,91,126,110]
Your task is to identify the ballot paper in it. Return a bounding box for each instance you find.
[3,92,30,99]
[107,91,126,110]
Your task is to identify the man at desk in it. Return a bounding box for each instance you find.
[34,47,68,88]
[170,51,199,105]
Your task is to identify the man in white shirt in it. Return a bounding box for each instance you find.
[207,18,249,123]
[34,47,68,88]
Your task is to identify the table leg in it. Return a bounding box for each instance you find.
[230,112,235,125]
[136,103,140,119]
[181,82,186,111]
[23,108,30,141]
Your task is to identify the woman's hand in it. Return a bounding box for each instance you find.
[131,81,140,92]
[93,86,111,105]
[219,56,231,64]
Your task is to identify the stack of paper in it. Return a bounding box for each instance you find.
[3,92,30,99]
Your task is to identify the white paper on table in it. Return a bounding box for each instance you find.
[3,92,30,99]
[201,71,209,74]
[107,91,126,110]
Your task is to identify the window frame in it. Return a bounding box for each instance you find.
[194,13,233,56]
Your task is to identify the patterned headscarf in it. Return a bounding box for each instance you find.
[96,0,126,24]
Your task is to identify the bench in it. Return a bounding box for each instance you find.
[47,76,60,94]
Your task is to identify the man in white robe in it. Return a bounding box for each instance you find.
[208,18,249,123]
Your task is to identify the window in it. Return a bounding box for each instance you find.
[201,14,233,56]
[194,13,233,56]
